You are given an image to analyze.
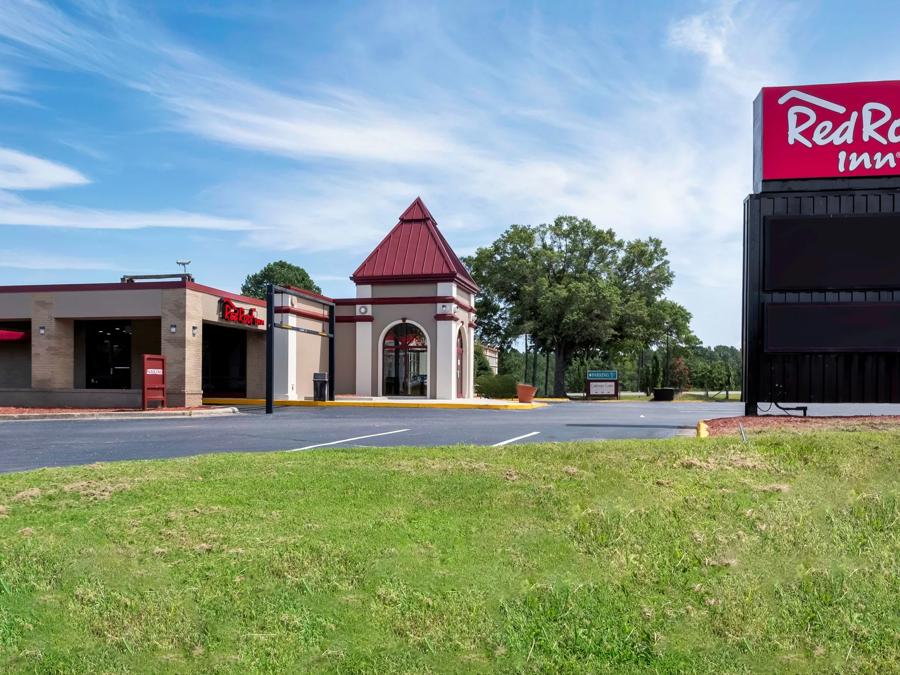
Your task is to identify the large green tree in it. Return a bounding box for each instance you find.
[467,216,687,396]
[241,260,321,299]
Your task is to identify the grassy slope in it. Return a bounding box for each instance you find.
[0,433,897,673]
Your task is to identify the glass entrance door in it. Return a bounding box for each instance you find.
[82,320,132,389]
[382,323,427,396]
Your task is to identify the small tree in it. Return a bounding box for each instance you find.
[241,260,321,299]
[672,356,690,390]
[692,361,711,397]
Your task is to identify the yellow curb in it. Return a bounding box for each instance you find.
[202,398,547,411]
[696,421,710,438]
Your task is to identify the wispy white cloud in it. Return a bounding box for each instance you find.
[0,147,89,190]
[0,145,254,231]
[0,191,254,230]
[0,249,119,270]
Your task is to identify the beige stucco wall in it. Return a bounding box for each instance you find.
[333,322,356,394]
[294,321,329,399]
[0,294,32,320]
[49,289,163,318]
[371,283,437,298]
[196,292,267,329]
[246,331,266,398]
[454,288,475,309]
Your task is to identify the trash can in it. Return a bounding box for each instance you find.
[313,372,328,401]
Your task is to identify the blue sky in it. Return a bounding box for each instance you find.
[1,1,898,346]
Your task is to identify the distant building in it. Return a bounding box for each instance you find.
[482,345,499,374]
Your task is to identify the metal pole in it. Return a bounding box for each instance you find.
[265,283,274,415]
[327,304,336,401]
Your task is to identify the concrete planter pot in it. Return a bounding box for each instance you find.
[652,387,676,401]
[516,384,537,403]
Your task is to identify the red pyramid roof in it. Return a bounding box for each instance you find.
[351,197,479,292]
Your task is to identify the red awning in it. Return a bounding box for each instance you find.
[0,329,28,342]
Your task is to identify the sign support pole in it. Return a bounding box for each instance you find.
[265,283,274,415]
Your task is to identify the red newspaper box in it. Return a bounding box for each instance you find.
[142,354,167,409]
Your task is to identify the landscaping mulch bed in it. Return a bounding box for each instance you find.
[706,414,900,436]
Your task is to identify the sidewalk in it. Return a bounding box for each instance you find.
[202,396,546,411]
[0,406,239,421]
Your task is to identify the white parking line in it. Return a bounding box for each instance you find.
[491,431,540,447]
[288,428,411,452]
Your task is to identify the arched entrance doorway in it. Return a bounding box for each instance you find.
[382,322,428,396]
[456,329,465,398]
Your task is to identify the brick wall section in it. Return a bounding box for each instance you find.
[160,288,203,406]
[31,294,74,388]
[246,331,266,398]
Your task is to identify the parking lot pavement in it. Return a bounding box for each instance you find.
[2,399,897,473]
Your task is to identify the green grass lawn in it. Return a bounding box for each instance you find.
[1,433,897,673]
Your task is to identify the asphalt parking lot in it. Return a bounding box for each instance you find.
[2,400,900,474]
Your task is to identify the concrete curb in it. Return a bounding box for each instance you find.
[696,420,710,438]
[0,407,239,422]
[203,398,546,411]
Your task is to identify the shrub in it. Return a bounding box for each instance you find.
[475,373,518,398]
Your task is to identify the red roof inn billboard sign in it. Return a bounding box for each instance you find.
[754,80,900,189]
[220,298,264,326]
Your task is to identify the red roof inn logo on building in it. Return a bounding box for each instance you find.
[755,80,900,187]
[220,298,264,326]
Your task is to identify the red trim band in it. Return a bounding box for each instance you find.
[336,315,374,323]
[335,295,475,313]
[434,313,459,321]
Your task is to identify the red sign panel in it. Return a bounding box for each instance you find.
[757,80,900,184]
[142,354,166,409]
[221,298,264,326]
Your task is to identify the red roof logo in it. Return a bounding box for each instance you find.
[351,197,478,292]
